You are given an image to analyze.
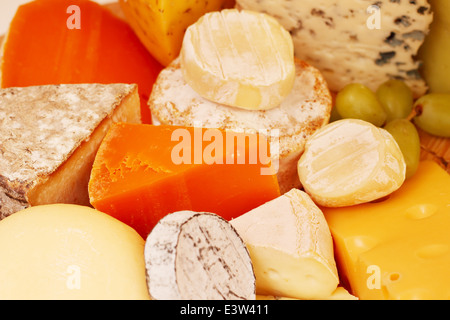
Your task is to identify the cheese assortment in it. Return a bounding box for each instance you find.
[0,0,449,301]
[0,83,140,219]
[236,0,433,98]
[145,211,255,300]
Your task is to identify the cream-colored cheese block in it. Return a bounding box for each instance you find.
[149,58,332,193]
[236,0,433,98]
[181,9,295,111]
[144,211,255,300]
[0,83,141,219]
[230,188,339,300]
[298,119,406,207]
[0,204,150,300]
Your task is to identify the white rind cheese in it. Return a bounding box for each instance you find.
[144,211,256,300]
[230,189,339,300]
[236,0,433,97]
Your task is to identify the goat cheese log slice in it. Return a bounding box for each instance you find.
[298,119,406,207]
[0,83,140,219]
[149,58,331,193]
[144,211,256,300]
[236,0,433,97]
[181,9,296,111]
[230,189,339,300]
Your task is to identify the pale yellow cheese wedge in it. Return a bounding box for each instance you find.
[298,119,406,207]
[230,189,339,300]
[256,287,358,300]
[180,9,295,111]
[0,204,150,300]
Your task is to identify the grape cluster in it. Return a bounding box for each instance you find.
[332,80,449,179]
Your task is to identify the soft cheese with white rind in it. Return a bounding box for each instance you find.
[230,189,339,300]
[181,9,295,111]
[149,57,331,193]
[298,119,406,207]
[236,0,433,98]
[145,211,255,300]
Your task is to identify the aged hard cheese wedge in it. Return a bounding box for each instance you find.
[0,204,149,300]
[149,57,331,193]
[180,9,295,111]
[230,189,339,300]
[145,211,255,300]
[88,123,280,238]
[119,0,235,67]
[323,161,450,300]
[236,0,433,97]
[298,119,406,207]
[0,84,140,219]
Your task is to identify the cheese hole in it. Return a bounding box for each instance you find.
[405,204,438,220]
[389,273,400,282]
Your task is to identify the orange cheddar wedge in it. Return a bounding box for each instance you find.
[88,123,280,238]
[0,0,163,123]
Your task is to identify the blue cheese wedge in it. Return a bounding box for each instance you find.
[236,0,433,97]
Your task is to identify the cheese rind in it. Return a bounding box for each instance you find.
[145,211,255,300]
[181,9,295,110]
[0,84,141,219]
[298,119,406,207]
[323,161,450,300]
[230,189,339,300]
[236,0,433,97]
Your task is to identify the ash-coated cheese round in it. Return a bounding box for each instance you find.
[298,119,406,207]
[144,211,256,300]
[149,57,332,193]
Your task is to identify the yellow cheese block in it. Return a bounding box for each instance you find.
[323,161,450,300]
[0,204,150,300]
[180,9,296,111]
[230,189,339,300]
[119,0,235,66]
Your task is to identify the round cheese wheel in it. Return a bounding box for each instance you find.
[0,204,150,300]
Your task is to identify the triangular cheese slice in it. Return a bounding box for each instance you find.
[230,188,339,300]
[0,83,140,218]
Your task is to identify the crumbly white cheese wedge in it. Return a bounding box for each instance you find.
[236,0,433,97]
[298,119,406,207]
[144,211,255,300]
[230,189,339,300]
[0,83,141,219]
[149,57,331,193]
[181,9,295,111]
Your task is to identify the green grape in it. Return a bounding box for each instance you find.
[336,83,387,127]
[384,119,420,179]
[413,93,450,138]
[329,106,342,123]
[376,79,413,122]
